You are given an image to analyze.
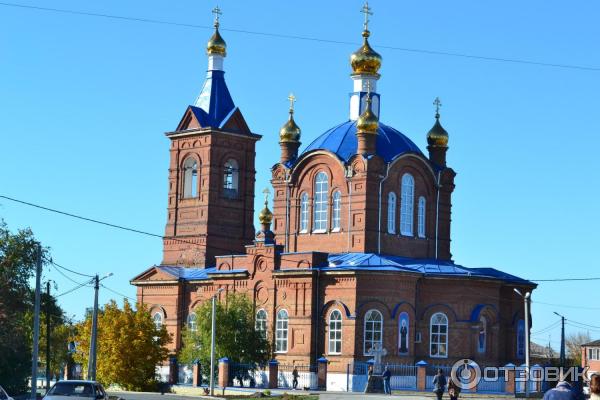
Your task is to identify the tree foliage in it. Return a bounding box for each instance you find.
[0,220,48,393]
[73,299,171,391]
[179,293,270,371]
[566,331,591,366]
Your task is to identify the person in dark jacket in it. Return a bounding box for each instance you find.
[364,365,374,393]
[448,377,461,400]
[382,366,392,395]
[292,366,299,390]
[543,380,578,400]
[433,369,447,400]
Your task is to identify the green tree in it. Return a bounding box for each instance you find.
[73,299,171,391]
[0,220,48,394]
[566,331,591,366]
[179,293,270,380]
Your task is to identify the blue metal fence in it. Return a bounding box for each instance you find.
[387,364,417,390]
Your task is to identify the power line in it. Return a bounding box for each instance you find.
[47,258,95,278]
[50,263,90,286]
[1,1,599,73]
[566,319,600,330]
[532,277,600,282]
[55,280,93,298]
[532,300,600,311]
[532,320,561,335]
[100,284,137,302]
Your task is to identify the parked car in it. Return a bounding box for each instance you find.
[43,380,108,400]
[0,385,14,400]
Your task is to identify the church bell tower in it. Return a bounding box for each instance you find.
[162,7,261,267]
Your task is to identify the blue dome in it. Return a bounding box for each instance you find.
[300,120,423,163]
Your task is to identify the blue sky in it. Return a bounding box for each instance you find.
[1,0,599,350]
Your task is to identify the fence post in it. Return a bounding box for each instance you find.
[504,363,516,395]
[416,360,428,391]
[317,357,328,390]
[218,357,230,389]
[192,360,202,387]
[268,359,279,389]
[346,363,350,392]
[169,356,178,385]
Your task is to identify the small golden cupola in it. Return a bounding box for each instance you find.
[350,2,382,76]
[356,91,379,134]
[207,6,227,57]
[258,188,274,228]
[279,93,302,164]
[426,97,449,148]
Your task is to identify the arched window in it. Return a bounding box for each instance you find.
[183,157,198,198]
[153,312,163,330]
[332,191,342,231]
[328,310,342,354]
[517,319,525,359]
[364,310,383,355]
[223,159,239,197]
[400,173,415,236]
[478,316,487,353]
[313,172,329,232]
[430,312,448,358]
[187,313,197,332]
[255,309,267,339]
[275,309,289,353]
[300,193,309,233]
[387,192,397,234]
[418,196,426,238]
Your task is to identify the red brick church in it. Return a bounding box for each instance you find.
[131,6,535,383]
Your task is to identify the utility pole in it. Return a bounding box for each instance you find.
[554,312,566,367]
[514,288,531,398]
[45,281,51,390]
[31,244,42,400]
[88,275,99,381]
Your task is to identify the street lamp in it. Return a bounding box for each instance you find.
[210,288,225,396]
[514,288,531,398]
[88,272,113,381]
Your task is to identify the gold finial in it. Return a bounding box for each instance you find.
[212,5,222,28]
[433,97,442,118]
[207,6,227,56]
[427,97,449,147]
[360,1,373,31]
[258,188,273,225]
[279,93,301,143]
[356,83,379,134]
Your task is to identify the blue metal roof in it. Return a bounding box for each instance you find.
[190,70,236,129]
[300,120,423,163]
[157,266,216,280]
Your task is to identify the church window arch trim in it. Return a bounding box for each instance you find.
[313,171,329,233]
[430,312,448,358]
[182,156,199,199]
[332,190,342,232]
[275,309,289,353]
[363,309,383,355]
[400,173,415,236]
[328,309,343,355]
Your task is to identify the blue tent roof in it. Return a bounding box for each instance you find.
[190,70,236,129]
[300,120,423,163]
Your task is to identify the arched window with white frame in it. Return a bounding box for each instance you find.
[430,312,448,358]
[153,312,163,330]
[478,316,487,353]
[332,190,342,231]
[418,196,426,238]
[183,157,198,198]
[300,193,309,233]
[223,159,239,197]
[387,192,397,234]
[364,309,383,355]
[255,309,267,339]
[275,309,289,353]
[328,310,342,354]
[187,313,197,332]
[400,173,415,236]
[313,172,329,232]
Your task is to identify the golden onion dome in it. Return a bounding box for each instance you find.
[350,30,382,76]
[207,24,227,56]
[279,110,301,143]
[426,113,449,147]
[356,95,379,134]
[258,202,273,225]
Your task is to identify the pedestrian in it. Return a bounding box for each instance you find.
[382,365,392,395]
[590,374,600,400]
[542,376,577,400]
[292,366,299,390]
[364,364,374,393]
[448,377,461,400]
[432,368,447,400]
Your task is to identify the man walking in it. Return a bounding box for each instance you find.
[433,368,447,400]
[292,366,299,390]
[383,366,392,395]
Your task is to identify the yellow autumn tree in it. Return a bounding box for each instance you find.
[74,299,171,391]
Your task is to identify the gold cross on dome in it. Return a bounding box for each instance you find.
[262,188,271,204]
[288,93,296,111]
[360,1,373,31]
[433,97,442,116]
[212,5,222,25]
